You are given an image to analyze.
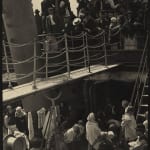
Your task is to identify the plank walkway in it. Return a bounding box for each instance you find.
[3,64,119,103]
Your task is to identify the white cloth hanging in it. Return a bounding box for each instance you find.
[49,15,56,25]
[28,112,34,140]
[42,109,55,140]
[37,107,46,129]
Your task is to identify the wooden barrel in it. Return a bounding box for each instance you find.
[3,135,27,150]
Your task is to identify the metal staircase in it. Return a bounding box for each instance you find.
[130,32,149,124]
[136,76,149,123]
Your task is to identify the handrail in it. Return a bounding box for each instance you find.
[136,63,148,120]
[2,31,147,90]
[130,32,149,105]
[133,55,147,109]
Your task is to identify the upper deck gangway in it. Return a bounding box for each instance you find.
[2,30,145,103]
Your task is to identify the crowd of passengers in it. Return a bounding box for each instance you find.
[3,99,148,150]
[35,0,148,39]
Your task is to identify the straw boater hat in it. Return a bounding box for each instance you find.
[16,106,22,112]
[73,18,81,26]
[110,17,117,23]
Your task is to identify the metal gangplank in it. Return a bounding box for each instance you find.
[3,64,119,103]
[2,30,144,103]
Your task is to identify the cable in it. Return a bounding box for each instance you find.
[90,55,105,62]
[69,56,85,62]
[47,51,65,59]
[87,31,105,38]
[68,47,85,52]
[48,60,67,67]
[3,56,34,65]
[69,44,85,50]
[88,43,105,49]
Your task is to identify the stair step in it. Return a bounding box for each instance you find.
[142,94,149,97]
[137,114,145,117]
[140,104,148,107]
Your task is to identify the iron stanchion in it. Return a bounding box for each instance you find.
[3,40,13,89]
[83,32,87,68]
[85,33,91,73]
[45,40,49,80]
[33,38,37,89]
[64,33,70,78]
[103,32,108,67]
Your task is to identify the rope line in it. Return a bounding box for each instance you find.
[89,53,103,58]
[70,60,84,66]
[90,55,105,61]
[36,65,46,73]
[69,56,85,62]
[36,53,47,59]
[68,47,85,52]
[37,65,66,74]
[3,56,34,65]
[69,44,84,50]
[67,33,84,38]
[110,30,121,37]
[87,31,105,38]
[88,43,105,49]
[5,40,34,47]
[48,60,67,67]
[46,51,65,59]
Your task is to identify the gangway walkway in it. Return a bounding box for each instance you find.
[3,64,119,103]
[2,30,145,103]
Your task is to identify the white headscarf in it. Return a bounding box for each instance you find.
[87,112,95,122]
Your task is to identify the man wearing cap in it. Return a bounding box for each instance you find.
[34,9,42,35]
[46,7,57,33]
[64,124,80,150]
[41,0,55,33]
[15,106,28,135]
[109,16,121,50]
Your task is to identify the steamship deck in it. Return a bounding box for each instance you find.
[3,64,119,103]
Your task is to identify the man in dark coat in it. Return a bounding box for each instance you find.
[34,9,42,35]
[41,0,55,33]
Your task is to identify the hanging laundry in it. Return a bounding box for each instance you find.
[42,109,55,140]
[37,107,46,129]
[28,112,34,140]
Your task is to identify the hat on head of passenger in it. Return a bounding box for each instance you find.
[110,17,117,22]
[107,131,115,139]
[87,112,95,121]
[73,18,81,26]
[16,106,22,111]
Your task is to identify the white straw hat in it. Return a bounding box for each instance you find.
[73,18,81,26]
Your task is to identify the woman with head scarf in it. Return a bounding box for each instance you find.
[86,112,102,150]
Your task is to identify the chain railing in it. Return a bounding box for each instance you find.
[2,30,146,89]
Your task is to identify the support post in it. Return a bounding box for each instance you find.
[3,40,13,89]
[64,33,70,78]
[83,32,87,68]
[103,32,108,67]
[45,40,49,79]
[33,38,37,89]
[85,33,91,73]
